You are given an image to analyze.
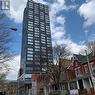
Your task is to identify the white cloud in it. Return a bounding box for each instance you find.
[88,33,95,42]
[49,0,84,54]
[56,16,65,25]
[54,37,86,54]
[9,0,27,23]
[7,55,20,80]
[78,0,95,27]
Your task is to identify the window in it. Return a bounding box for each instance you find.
[28,33,33,36]
[40,4,44,10]
[35,40,40,43]
[40,27,45,31]
[41,47,46,49]
[28,25,33,30]
[28,37,33,40]
[70,81,77,90]
[27,57,33,61]
[26,67,33,70]
[27,51,33,54]
[84,64,89,73]
[25,70,32,74]
[35,35,39,38]
[34,67,40,71]
[41,34,45,36]
[41,41,45,44]
[41,36,45,39]
[34,10,39,14]
[27,48,33,51]
[35,62,40,65]
[42,67,47,72]
[27,54,33,57]
[35,45,40,49]
[35,42,40,45]
[75,67,81,76]
[35,48,40,51]
[28,28,33,31]
[35,27,39,31]
[28,38,33,42]
[41,38,45,41]
[28,41,33,45]
[42,62,47,65]
[35,32,39,35]
[28,22,33,26]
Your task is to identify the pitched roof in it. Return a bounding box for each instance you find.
[73,52,94,64]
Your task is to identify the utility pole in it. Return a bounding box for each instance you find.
[85,50,95,89]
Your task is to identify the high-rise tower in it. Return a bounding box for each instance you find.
[19,0,53,82]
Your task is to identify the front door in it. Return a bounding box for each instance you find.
[78,79,84,90]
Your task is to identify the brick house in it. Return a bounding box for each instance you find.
[68,52,95,94]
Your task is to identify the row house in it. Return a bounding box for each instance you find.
[68,52,95,94]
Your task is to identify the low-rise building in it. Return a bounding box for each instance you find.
[0,80,17,95]
[68,52,95,94]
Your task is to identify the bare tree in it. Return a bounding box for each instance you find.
[0,13,14,80]
[47,44,71,90]
[37,44,71,92]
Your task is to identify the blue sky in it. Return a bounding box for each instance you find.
[6,0,95,80]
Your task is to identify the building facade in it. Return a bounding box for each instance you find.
[68,53,95,95]
[20,0,52,79]
[18,0,53,95]
[0,80,17,95]
[44,53,95,95]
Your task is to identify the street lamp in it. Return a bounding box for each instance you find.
[10,28,17,31]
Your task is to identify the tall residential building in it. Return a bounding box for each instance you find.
[19,0,53,80]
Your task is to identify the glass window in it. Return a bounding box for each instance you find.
[34,67,40,71]
[35,62,40,65]
[84,64,89,73]
[28,25,33,30]
[35,48,40,51]
[27,57,33,61]
[41,38,45,41]
[26,67,33,70]
[40,4,44,10]
[27,48,33,51]
[35,35,39,38]
[35,33,39,35]
[41,36,45,39]
[42,67,47,72]
[70,82,77,90]
[28,41,33,45]
[40,28,45,31]
[35,42,40,45]
[28,22,33,26]
[28,28,33,31]
[27,51,33,54]
[41,47,46,49]
[27,54,33,57]
[41,34,45,36]
[35,40,40,43]
[28,33,33,36]
[28,37,33,40]
[35,45,40,48]
[28,38,33,41]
